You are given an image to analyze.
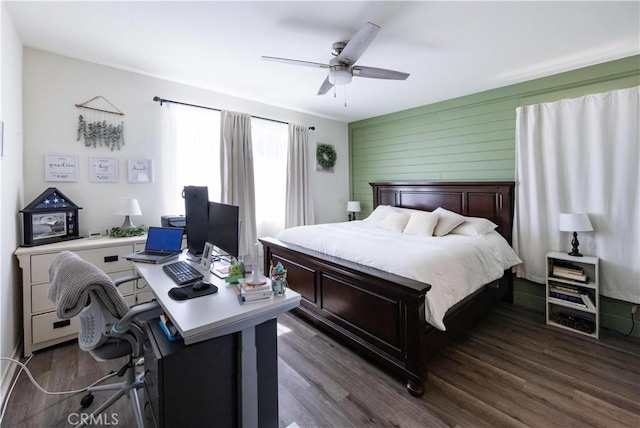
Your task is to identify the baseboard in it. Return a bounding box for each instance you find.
[1,339,23,411]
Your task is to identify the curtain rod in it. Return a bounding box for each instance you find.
[152,96,315,130]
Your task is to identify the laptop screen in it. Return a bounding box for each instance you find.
[145,227,183,253]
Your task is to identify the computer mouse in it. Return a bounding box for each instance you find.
[192,280,212,291]
[168,287,188,300]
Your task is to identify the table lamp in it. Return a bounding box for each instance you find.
[347,201,361,221]
[559,212,593,257]
[115,198,142,230]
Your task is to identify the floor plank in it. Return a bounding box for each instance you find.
[2,303,639,427]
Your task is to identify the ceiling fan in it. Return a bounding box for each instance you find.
[262,22,410,96]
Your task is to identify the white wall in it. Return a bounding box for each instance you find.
[23,49,349,240]
[1,2,25,402]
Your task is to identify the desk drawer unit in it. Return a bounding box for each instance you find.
[15,236,149,357]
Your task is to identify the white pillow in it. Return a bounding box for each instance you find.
[377,211,411,233]
[433,207,466,236]
[363,205,396,227]
[450,216,498,237]
[403,211,440,236]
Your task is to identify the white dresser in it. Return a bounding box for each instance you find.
[15,235,155,357]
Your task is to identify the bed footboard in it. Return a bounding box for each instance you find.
[261,236,433,395]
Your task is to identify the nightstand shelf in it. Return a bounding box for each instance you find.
[546,251,599,339]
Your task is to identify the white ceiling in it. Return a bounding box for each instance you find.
[5,1,640,123]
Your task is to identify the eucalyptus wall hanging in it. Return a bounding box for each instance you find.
[316,143,337,172]
[75,95,125,151]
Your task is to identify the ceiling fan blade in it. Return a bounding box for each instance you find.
[317,76,333,95]
[262,56,329,69]
[335,22,380,66]
[352,66,410,80]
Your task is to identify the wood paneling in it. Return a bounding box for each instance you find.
[348,56,640,218]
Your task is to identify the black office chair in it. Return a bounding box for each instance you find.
[48,251,161,428]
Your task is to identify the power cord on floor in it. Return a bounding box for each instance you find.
[0,355,118,425]
[602,310,636,337]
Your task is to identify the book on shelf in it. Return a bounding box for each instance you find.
[549,287,595,310]
[552,268,588,283]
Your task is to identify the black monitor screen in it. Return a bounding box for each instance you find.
[207,201,240,259]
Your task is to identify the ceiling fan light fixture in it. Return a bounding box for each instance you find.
[329,66,352,85]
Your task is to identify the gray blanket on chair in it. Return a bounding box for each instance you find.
[48,251,130,319]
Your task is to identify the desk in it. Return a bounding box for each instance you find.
[134,253,300,428]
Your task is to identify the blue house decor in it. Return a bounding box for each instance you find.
[20,188,82,246]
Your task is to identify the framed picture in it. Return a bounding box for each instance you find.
[127,158,153,183]
[45,153,79,182]
[200,242,214,271]
[89,157,118,182]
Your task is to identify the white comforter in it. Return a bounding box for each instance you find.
[276,221,522,331]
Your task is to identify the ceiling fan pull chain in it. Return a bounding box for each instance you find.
[344,85,347,107]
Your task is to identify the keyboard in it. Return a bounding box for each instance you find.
[162,261,204,286]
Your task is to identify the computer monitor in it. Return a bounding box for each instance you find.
[183,186,209,256]
[207,201,240,260]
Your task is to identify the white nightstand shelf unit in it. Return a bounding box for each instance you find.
[546,251,599,339]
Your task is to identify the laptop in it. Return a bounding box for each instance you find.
[125,227,184,264]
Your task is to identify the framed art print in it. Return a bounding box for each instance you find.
[45,153,79,182]
[127,158,153,183]
[89,157,118,182]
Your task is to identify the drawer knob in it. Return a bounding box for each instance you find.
[104,255,119,263]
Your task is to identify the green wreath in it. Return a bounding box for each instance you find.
[316,144,337,170]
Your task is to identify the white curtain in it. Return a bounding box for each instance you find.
[514,87,639,303]
[220,110,257,260]
[252,118,288,239]
[285,123,315,228]
[160,103,221,214]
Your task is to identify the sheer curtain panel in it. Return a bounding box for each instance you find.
[220,110,257,260]
[252,119,288,239]
[513,87,639,303]
[285,123,315,228]
[160,103,220,214]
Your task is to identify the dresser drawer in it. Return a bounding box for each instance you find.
[31,245,134,283]
[32,270,137,313]
[32,312,80,344]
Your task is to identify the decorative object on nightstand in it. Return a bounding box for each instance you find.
[115,198,142,230]
[546,251,599,339]
[559,212,593,257]
[347,200,361,221]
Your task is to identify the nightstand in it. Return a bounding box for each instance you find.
[546,251,599,339]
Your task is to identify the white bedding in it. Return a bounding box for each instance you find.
[276,221,522,331]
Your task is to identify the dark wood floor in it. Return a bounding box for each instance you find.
[3,303,639,427]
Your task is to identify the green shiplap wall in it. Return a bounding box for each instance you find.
[349,55,640,216]
[348,55,640,337]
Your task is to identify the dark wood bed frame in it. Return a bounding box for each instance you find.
[260,181,515,396]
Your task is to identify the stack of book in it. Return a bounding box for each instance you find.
[552,263,588,283]
[549,284,596,310]
[235,279,272,303]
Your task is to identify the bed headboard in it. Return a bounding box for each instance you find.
[370,181,515,244]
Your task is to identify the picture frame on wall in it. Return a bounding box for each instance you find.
[45,153,79,182]
[127,158,153,183]
[89,156,119,182]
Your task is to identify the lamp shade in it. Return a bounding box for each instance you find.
[559,213,593,232]
[115,198,142,216]
[346,201,361,213]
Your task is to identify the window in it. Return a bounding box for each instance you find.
[167,106,287,239]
